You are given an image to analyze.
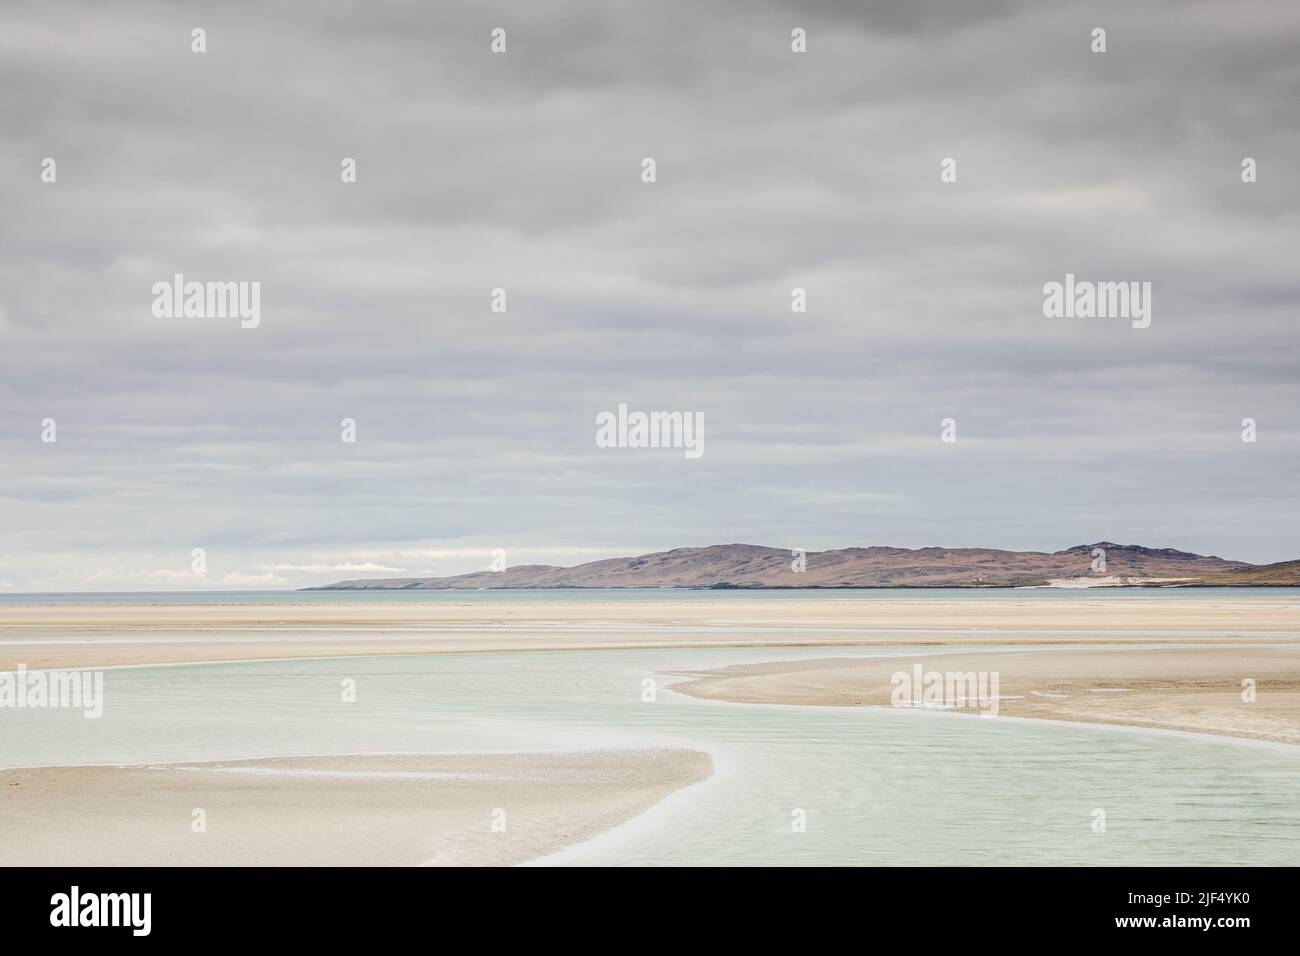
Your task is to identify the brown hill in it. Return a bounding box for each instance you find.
[312,542,1274,590]
[1185,559,1300,586]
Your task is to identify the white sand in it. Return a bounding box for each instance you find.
[675,645,1300,745]
[1,596,1295,671]
[0,750,713,866]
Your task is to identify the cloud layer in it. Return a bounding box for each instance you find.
[1,0,1297,590]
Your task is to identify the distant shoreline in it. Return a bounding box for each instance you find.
[304,581,1298,591]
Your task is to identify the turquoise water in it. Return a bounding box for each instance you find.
[4,587,1299,605]
[5,644,1299,866]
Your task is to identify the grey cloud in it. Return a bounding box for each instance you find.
[1,0,1297,591]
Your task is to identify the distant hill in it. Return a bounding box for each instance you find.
[1183,559,1300,586]
[309,542,1295,590]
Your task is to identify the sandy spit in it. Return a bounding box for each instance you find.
[0,749,713,866]
[674,646,1300,746]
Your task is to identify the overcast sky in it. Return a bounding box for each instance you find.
[1,0,1297,591]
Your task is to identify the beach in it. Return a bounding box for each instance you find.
[675,645,1300,746]
[2,595,1296,672]
[0,750,711,866]
[4,595,1298,746]
[3,592,1299,866]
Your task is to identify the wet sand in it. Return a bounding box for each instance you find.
[675,646,1300,746]
[1,596,1295,672]
[0,749,713,866]
[3,596,1296,866]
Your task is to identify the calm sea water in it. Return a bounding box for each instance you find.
[5,640,1299,866]
[3,587,1299,605]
